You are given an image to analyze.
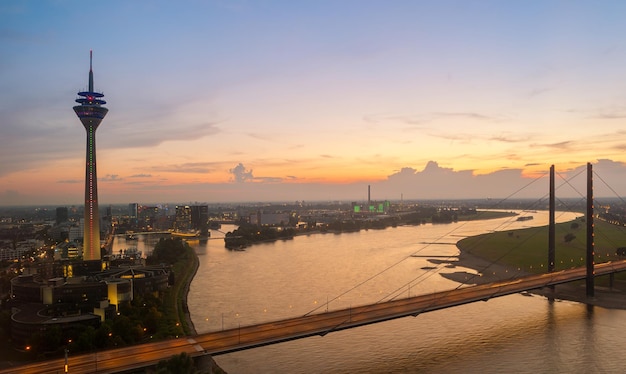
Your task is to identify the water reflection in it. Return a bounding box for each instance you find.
[167,212,626,372]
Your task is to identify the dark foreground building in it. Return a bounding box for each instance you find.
[9,264,169,347]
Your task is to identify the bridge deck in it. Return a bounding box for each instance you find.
[3,260,626,374]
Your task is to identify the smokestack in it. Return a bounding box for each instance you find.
[368,185,371,206]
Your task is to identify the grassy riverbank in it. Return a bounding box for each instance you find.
[455,217,626,308]
[165,241,199,336]
[457,217,626,272]
[161,241,227,373]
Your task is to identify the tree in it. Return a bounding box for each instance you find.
[564,233,576,243]
[148,238,188,265]
[35,325,63,354]
[156,352,196,373]
[111,315,134,345]
[74,326,96,352]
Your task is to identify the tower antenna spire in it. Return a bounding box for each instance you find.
[89,50,94,92]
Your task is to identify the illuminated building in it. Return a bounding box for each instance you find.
[175,206,193,231]
[73,51,108,262]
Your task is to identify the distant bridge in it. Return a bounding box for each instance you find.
[119,231,226,240]
[120,231,170,236]
[4,260,626,374]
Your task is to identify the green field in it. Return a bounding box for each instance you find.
[457,217,626,273]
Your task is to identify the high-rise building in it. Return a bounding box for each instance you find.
[73,51,108,262]
[174,206,193,231]
[56,207,69,225]
[128,203,139,219]
[190,205,209,230]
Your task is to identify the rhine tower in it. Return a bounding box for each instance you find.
[73,51,108,262]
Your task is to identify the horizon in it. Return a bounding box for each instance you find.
[2,1,626,205]
[0,194,619,212]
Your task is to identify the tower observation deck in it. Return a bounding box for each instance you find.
[73,51,108,262]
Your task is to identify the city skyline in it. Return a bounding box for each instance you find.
[2,1,626,206]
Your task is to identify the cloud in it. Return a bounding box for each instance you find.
[362,114,425,126]
[542,141,574,150]
[369,159,626,201]
[432,112,498,121]
[0,105,80,177]
[22,159,626,206]
[101,121,221,149]
[425,128,534,145]
[592,107,626,119]
[488,134,531,143]
[151,162,218,173]
[101,174,122,182]
[254,177,283,183]
[246,133,271,141]
[362,111,500,129]
[568,159,626,196]
[229,163,254,183]
[528,87,552,98]
[375,161,542,200]
[0,27,47,44]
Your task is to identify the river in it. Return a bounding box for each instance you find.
[122,211,626,373]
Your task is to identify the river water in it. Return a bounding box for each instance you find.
[118,211,626,373]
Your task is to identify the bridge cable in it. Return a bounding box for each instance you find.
[590,170,626,257]
[383,170,589,303]
[304,170,556,315]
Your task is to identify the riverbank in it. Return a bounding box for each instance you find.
[181,248,199,335]
[446,247,626,310]
[178,243,227,374]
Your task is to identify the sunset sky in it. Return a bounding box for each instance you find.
[2,1,626,206]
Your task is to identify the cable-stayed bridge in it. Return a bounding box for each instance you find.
[4,260,626,374]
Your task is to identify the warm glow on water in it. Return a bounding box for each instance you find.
[172,211,626,373]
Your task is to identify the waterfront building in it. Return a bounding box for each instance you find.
[73,51,108,262]
[175,205,193,231]
[250,211,291,226]
[190,205,209,230]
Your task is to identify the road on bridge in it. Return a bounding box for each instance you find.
[3,260,626,374]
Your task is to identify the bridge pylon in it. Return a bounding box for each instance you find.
[586,162,595,297]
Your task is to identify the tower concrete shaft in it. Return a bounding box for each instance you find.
[73,51,108,261]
